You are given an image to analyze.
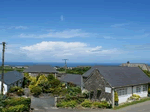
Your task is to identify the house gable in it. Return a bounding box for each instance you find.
[84,69,112,102]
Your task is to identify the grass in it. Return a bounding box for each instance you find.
[114,97,150,110]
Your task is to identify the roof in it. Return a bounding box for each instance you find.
[60,74,83,86]
[84,66,150,88]
[23,65,58,73]
[83,65,103,77]
[0,71,24,85]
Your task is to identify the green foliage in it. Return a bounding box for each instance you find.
[2,104,28,112]
[49,79,61,88]
[148,88,150,94]
[67,86,81,96]
[4,97,31,107]
[35,75,48,86]
[30,86,42,96]
[66,67,91,75]
[143,70,150,77]
[81,99,92,108]
[114,91,119,102]
[92,101,110,108]
[82,90,90,98]
[9,86,24,96]
[57,100,77,108]
[9,86,22,93]
[128,94,141,100]
[47,74,55,81]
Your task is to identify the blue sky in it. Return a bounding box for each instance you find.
[0,0,150,63]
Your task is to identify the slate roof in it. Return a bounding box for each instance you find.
[60,74,83,86]
[84,66,150,88]
[0,71,24,85]
[83,65,103,77]
[23,65,58,73]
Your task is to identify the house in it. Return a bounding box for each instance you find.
[60,74,84,90]
[0,71,24,94]
[82,66,150,107]
[121,62,150,71]
[23,65,58,77]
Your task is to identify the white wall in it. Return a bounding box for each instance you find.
[0,81,8,94]
[117,84,148,104]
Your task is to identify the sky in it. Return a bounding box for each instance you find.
[0,0,150,63]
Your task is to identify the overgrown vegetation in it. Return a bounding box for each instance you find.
[9,86,24,96]
[0,95,31,112]
[57,67,91,75]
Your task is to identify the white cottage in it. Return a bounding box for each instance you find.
[83,66,150,107]
[0,71,24,94]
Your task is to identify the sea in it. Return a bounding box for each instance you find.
[1,62,150,67]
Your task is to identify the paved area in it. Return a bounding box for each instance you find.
[33,100,150,112]
[31,96,55,110]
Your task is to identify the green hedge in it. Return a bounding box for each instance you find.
[2,104,28,112]
[57,100,77,108]
[4,97,31,107]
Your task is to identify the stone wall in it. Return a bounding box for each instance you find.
[121,63,150,71]
[84,69,112,103]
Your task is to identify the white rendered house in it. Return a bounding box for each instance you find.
[0,71,24,94]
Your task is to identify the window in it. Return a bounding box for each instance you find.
[136,86,141,93]
[97,89,101,99]
[143,85,147,91]
[116,88,127,96]
[90,91,94,99]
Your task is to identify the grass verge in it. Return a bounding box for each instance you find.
[114,97,150,110]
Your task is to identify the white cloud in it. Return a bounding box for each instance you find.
[111,23,130,28]
[20,41,120,61]
[60,15,64,21]
[18,29,96,38]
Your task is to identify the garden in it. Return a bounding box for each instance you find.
[0,94,31,112]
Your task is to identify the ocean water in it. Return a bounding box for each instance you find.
[0,62,124,67]
[1,62,150,67]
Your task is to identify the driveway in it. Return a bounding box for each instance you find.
[33,100,150,112]
[31,96,55,110]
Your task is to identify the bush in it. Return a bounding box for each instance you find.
[57,100,77,108]
[114,91,119,102]
[9,86,22,93]
[148,88,150,94]
[4,97,31,107]
[128,94,141,101]
[35,75,48,86]
[49,79,61,88]
[93,102,101,107]
[16,89,24,96]
[2,104,28,112]
[81,99,92,108]
[47,74,55,81]
[67,87,81,96]
[30,86,42,96]
[82,90,90,98]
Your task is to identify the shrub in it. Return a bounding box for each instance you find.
[2,104,28,112]
[148,88,150,94]
[57,100,77,108]
[128,94,141,101]
[81,99,92,108]
[67,87,81,96]
[47,74,55,81]
[16,88,24,96]
[49,79,61,88]
[114,91,119,102]
[4,97,31,107]
[82,90,90,98]
[35,75,48,86]
[93,102,101,107]
[30,86,42,96]
[9,86,22,93]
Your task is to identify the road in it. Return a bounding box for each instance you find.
[33,100,150,112]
